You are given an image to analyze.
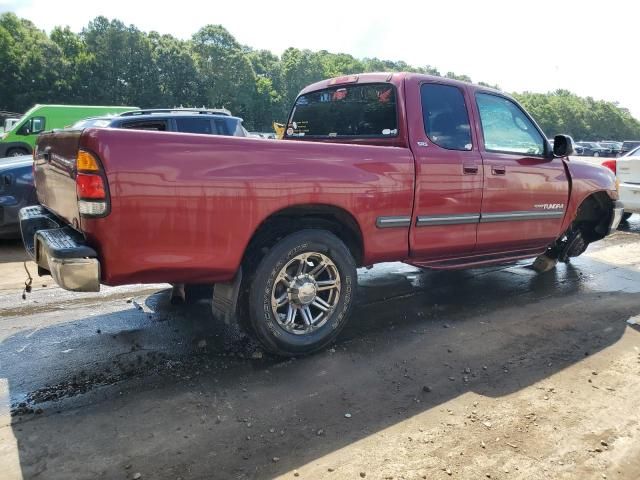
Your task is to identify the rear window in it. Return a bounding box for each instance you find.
[175,117,213,134]
[286,83,397,138]
[624,145,640,156]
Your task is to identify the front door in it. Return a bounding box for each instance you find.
[472,92,569,253]
[408,81,484,260]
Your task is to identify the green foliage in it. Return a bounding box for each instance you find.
[1,12,639,137]
[0,13,65,111]
[514,90,640,140]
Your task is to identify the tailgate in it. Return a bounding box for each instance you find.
[617,156,640,185]
[34,130,82,228]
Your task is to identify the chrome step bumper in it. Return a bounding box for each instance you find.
[19,206,100,292]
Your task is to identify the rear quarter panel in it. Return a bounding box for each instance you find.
[79,128,415,285]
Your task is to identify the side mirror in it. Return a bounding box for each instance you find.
[553,134,575,157]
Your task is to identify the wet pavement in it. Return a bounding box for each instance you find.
[0,217,639,479]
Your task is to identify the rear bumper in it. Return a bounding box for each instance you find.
[19,205,100,292]
[608,200,624,234]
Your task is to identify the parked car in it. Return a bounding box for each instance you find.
[0,155,37,239]
[599,141,623,156]
[0,105,137,158]
[601,145,640,222]
[20,72,622,356]
[575,142,611,157]
[0,109,247,239]
[71,109,248,137]
[620,140,640,157]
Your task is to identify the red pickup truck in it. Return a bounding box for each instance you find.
[21,73,623,356]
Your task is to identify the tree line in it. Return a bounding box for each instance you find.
[1,12,639,139]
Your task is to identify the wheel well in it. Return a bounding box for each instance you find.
[244,205,364,267]
[4,142,32,155]
[573,191,613,241]
[7,146,30,154]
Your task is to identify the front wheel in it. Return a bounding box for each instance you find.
[7,148,29,157]
[593,151,600,157]
[243,230,356,356]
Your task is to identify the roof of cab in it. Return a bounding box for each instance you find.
[298,72,504,97]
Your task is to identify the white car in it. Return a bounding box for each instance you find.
[608,145,640,222]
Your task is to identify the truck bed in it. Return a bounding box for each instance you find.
[34,127,415,285]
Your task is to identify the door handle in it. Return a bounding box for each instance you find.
[463,164,479,174]
[491,165,506,175]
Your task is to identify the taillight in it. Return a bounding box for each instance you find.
[602,159,617,175]
[76,173,106,199]
[76,150,108,216]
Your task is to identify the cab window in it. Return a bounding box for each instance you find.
[476,93,544,155]
[421,84,472,150]
[286,83,398,138]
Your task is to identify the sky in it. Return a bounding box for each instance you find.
[2,0,639,120]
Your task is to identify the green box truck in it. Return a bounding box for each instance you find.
[0,104,137,157]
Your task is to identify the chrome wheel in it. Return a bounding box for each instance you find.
[271,252,341,335]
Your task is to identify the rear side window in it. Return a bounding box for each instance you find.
[421,84,472,150]
[476,93,544,155]
[286,83,397,138]
[175,117,213,134]
[122,120,168,131]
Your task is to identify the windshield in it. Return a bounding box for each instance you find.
[286,83,398,138]
[4,118,20,132]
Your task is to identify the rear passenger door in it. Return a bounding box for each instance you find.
[473,92,569,253]
[408,81,484,261]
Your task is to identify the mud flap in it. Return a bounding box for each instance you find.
[212,268,243,325]
[170,283,186,304]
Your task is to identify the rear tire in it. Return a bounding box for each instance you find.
[593,152,600,157]
[7,148,29,157]
[242,229,356,356]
